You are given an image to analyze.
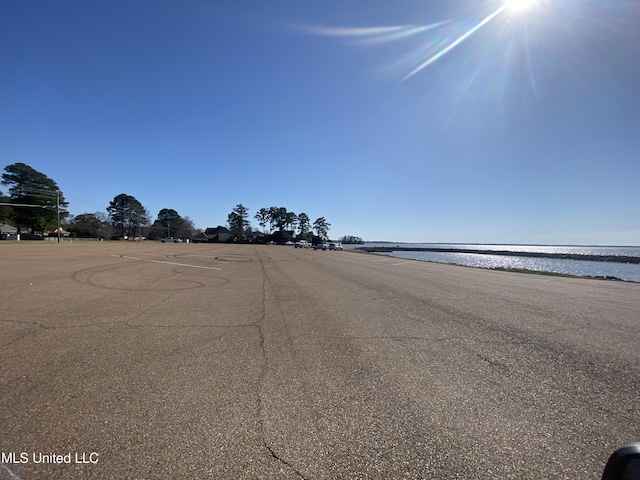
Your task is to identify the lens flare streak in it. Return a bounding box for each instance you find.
[299,21,454,45]
[298,2,521,81]
[404,4,508,79]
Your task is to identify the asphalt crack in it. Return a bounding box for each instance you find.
[264,443,307,479]
[255,249,308,480]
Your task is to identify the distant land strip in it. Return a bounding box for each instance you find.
[357,247,640,264]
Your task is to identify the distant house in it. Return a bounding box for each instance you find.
[1,223,17,239]
[0,223,17,235]
[48,228,71,237]
[193,226,231,243]
[246,230,265,243]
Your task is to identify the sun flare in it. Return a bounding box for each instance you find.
[504,0,536,12]
[300,0,547,80]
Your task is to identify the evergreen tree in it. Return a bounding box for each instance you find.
[227,204,250,240]
[156,208,183,237]
[1,162,68,234]
[313,217,331,239]
[297,212,311,237]
[107,193,149,238]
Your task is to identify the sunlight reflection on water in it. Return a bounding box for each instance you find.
[377,250,640,283]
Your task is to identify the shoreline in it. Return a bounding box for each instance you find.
[357,246,640,264]
[345,249,633,282]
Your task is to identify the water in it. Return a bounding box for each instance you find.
[353,243,640,283]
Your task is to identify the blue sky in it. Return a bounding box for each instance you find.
[2,0,639,244]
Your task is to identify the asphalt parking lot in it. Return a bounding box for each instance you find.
[1,241,639,479]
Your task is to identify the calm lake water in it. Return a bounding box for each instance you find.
[353,243,640,283]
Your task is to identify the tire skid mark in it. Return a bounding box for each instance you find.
[71,257,225,292]
[117,255,222,270]
[168,254,230,264]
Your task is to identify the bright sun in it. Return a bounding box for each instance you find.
[504,0,536,12]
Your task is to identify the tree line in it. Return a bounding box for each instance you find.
[1,163,357,243]
[227,203,331,243]
[104,194,197,241]
[0,163,193,239]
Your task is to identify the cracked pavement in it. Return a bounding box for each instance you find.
[1,242,639,479]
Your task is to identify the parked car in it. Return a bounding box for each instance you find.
[161,237,181,243]
[328,242,343,251]
[295,241,310,248]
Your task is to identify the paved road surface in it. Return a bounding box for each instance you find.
[1,242,638,479]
